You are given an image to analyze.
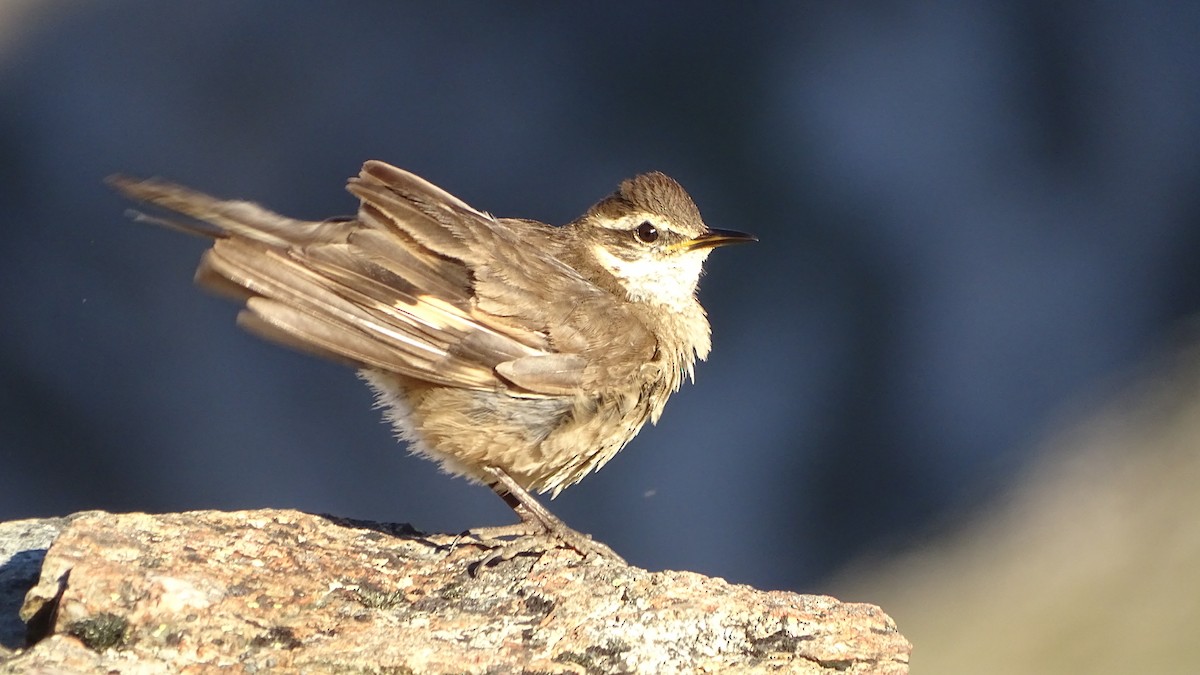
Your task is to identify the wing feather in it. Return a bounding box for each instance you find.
[112,161,658,398]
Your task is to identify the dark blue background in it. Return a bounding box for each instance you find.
[2,2,1198,592]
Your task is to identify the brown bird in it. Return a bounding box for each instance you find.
[110,161,754,567]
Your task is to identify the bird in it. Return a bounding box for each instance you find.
[109,161,754,567]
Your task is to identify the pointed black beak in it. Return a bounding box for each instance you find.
[686,228,758,252]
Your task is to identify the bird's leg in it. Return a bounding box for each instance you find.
[466,466,625,570]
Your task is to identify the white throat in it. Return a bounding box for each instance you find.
[591,244,706,311]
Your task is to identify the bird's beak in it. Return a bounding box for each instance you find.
[685,228,758,251]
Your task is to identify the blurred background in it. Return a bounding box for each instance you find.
[2,3,1198,671]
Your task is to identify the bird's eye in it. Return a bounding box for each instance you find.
[634,221,659,244]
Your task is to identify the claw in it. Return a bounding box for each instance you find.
[457,466,625,573]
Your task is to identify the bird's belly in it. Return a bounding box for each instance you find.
[361,370,650,495]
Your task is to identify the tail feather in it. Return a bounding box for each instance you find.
[108,175,350,246]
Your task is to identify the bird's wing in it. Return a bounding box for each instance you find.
[109,162,654,396]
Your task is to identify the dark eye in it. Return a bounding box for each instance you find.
[634,221,659,243]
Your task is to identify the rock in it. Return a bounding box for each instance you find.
[0,515,77,658]
[3,510,910,673]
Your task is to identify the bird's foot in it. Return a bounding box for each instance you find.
[466,520,624,573]
[459,467,625,574]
